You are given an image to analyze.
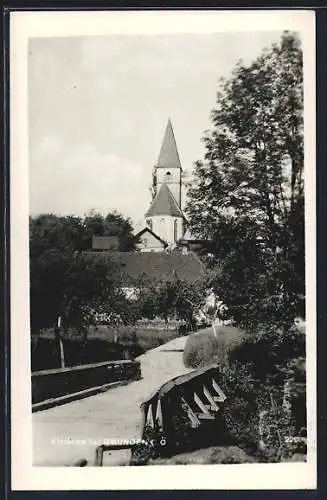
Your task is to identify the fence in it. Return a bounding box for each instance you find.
[32,359,141,405]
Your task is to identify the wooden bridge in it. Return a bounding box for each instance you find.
[94,365,227,465]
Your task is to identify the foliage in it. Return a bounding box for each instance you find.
[229,324,305,383]
[130,422,166,466]
[84,209,137,251]
[103,212,137,251]
[29,214,85,259]
[132,273,229,332]
[29,209,137,256]
[132,275,210,326]
[217,361,298,461]
[30,249,131,335]
[30,210,138,336]
[182,322,306,461]
[185,32,304,329]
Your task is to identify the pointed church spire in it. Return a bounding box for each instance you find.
[157,119,182,171]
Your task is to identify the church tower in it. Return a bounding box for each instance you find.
[137,119,186,251]
[152,118,182,207]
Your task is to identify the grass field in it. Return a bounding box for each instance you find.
[183,324,245,369]
[32,324,185,370]
[87,324,184,352]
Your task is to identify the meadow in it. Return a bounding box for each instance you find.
[31,323,186,371]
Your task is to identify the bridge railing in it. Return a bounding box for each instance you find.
[32,359,141,406]
[94,365,227,466]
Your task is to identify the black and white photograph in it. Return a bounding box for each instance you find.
[10,10,316,490]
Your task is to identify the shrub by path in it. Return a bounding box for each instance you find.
[183,325,245,369]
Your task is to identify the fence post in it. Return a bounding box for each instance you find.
[55,316,65,369]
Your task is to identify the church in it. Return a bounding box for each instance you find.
[87,119,206,287]
[135,119,195,253]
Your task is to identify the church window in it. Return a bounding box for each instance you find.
[146,219,152,230]
[174,219,178,242]
[160,218,166,240]
[165,171,172,182]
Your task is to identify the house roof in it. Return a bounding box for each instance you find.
[134,227,167,247]
[92,236,119,250]
[145,183,185,218]
[85,251,206,284]
[156,119,182,171]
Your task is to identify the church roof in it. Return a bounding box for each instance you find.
[156,119,182,171]
[85,251,206,284]
[145,183,184,218]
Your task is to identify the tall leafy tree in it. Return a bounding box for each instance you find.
[84,210,105,237]
[84,210,137,251]
[29,214,86,258]
[103,211,137,251]
[30,250,129,338]
[186,32,304,328]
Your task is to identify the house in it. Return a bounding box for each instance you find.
[135,227,167,253]
[92,236,119,251]
[84,249,206,302]
[110,250,206,284]
[79,235,120,251]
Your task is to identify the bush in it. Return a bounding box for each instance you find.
[216,361,299,462]
[229,325,305,383]
[183,325,245,369]
[182,322,306,461]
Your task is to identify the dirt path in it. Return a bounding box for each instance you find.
[32,335,193,466]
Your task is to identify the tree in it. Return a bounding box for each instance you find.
[103,211,137,251]
[186,32,304,329]
[29,214,86,258]
[30,250,129,339]
[84,210,105,237]
[133,274,226,335]
[84,210,137,251]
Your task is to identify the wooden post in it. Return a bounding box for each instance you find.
[55,316,65,369]
[95,446,104,466]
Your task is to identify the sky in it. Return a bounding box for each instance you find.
[28,31,284,229]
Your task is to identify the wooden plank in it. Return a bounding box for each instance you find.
[212,379,227,402]
[203,384,219,411]
[197,413,215,420]
[145,402,155,428]
[155,398,164,428]
[180,396,200,428]
[194,392,211,415]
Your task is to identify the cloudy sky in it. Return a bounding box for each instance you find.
[28,31,283,228]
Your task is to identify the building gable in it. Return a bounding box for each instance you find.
[135,227,167,252]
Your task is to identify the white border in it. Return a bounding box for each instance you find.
[10,10,316,491]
